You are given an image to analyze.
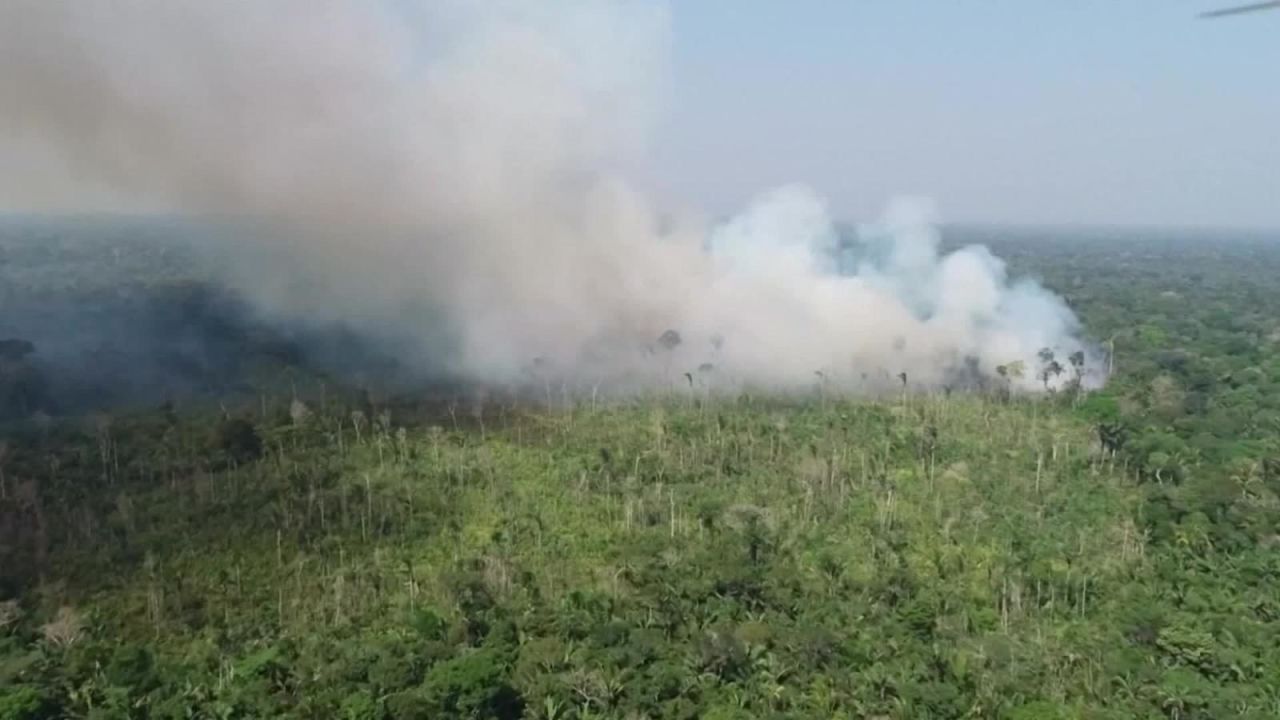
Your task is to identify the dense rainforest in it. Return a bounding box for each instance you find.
[1,223,1279,719]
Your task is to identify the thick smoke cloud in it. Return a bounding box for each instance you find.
[0,1,1101,396]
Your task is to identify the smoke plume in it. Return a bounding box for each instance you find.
[0,1,1101,396]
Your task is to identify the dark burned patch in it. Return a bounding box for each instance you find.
[0,275,430,420]
[0,339,35,362]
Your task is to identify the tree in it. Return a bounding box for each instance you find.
[0,339,49,420]
[213,417,263,465]
[1068,349,1086,382]
[1040,361,1063,391]
[1036,348,1065,390]
[420,649,524,719]
[1098,422,1128,456]
[0,685,55,720]
[656,329,682,352]
[0,339,35,362]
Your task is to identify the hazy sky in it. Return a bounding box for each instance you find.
[643,1,1279,229]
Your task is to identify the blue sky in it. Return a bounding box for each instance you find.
[643,1,1279,228]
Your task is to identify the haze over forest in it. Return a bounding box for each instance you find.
[1,4,1278,720]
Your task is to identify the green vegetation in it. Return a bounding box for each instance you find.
[2,226,1280,718]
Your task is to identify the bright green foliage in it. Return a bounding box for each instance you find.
[4,391,1265,718]
[2,228,1280,718]
[0,686,53,720]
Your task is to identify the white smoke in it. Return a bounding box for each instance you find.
[0,1,1101,395]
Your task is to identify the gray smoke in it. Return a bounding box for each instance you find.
[0,1,1101,396]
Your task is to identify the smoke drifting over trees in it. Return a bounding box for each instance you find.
[0,1,1100,395]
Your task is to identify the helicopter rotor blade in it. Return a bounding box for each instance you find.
[1201,1,1280,18]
